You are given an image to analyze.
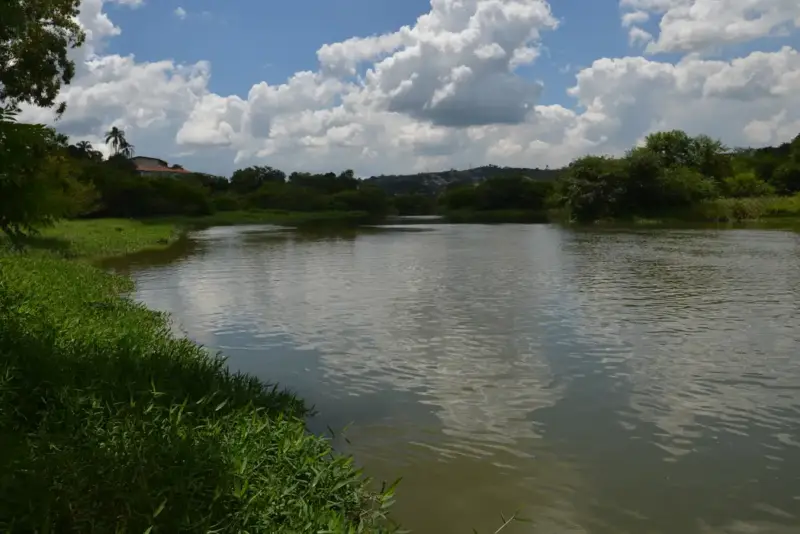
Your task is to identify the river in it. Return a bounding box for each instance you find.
[110,224,800,533]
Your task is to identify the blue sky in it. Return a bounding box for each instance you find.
[105,0,633,107]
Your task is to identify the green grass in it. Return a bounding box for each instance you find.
[0,223,400,532]
[1,219,181,260]
[148,209,375,230]
[693,194,800,222]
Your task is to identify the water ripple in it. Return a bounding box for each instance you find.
[124,224,800,534]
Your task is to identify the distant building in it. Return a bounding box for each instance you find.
[131,156,193,176]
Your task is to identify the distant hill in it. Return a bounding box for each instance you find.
[364,165,563,195]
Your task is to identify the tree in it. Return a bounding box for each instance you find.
[644,130,695,169]
[76,140,92,152]
[622,146,664,212]
[68,140,103,161]
[772,163,800,194]
[0,109,82,243]
[643,130,730,180]
[0,0,85,111]
[690,134,732,181]
[104,127,134,157]
[231,166,286,194]
[561,156,630,222]
[791,134,800,164]
[468,176,552,211]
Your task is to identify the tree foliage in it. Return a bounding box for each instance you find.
[555,130,788,222]
[561,156,630,222]
[0,0,85,112]
[0,0,89,241]
[0,109,86,242]
[442,175,554,213]
[230,166,286,194]
[104,127,134,157]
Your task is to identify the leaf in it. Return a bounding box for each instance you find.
[153,498,167,518]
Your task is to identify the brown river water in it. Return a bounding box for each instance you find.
[108,224,800,534]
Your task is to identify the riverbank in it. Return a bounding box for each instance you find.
[0,221,399,532]
[442,209,551,224]
[0,219,181,259]
[148,209,374,230]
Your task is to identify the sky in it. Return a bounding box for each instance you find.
[19,0,800,177]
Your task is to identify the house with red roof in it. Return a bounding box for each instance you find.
[131,156,194,176]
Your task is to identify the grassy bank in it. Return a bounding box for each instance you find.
[147,209,375,230]
[692,195,800,222]
[560,195,800,229]
[0,222,398,532]
[1,219,181,260]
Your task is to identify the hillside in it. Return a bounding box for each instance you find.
[364,165,562,195]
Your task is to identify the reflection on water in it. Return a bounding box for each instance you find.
[113,224,800,534]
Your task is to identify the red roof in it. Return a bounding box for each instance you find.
[138,166,193,174]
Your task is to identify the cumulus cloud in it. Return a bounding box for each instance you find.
[568,46,800,150]
[628,27,654,45]
[174,7,187,20]
[16,0,800,176]
[621,0,800,54]
[621,10,649,27]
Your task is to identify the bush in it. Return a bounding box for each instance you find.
[246,183,331,212]
[391,193,437,216]
[694,195,800,221]
[771,162,800,194]
[211,192,242,212]
[657,166,719,207]
[331,186,390,216]
[723,172,775,198]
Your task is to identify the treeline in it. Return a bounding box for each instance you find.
[559,130,800,222]
[1,111,399,242]
[64,150,392,220]
[365,165,561,196]
[396,130,800,222]
[4,105,800,240]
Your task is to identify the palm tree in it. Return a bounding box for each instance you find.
[71,140,103,161]
[75,140,93,155]
[104,126,134,157]
[119,141,135,158]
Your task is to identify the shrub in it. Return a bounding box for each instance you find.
[722,172,775,198]
[658,166,719,207]
[771,162,800,194]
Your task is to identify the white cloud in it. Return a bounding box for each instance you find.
[621,10,649,27]
[567,46,800,149]
[628,26,654,45]
[174,7,187,20]
[620,0,800,55]
[742,110,800,145]
[17,0,800,177]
